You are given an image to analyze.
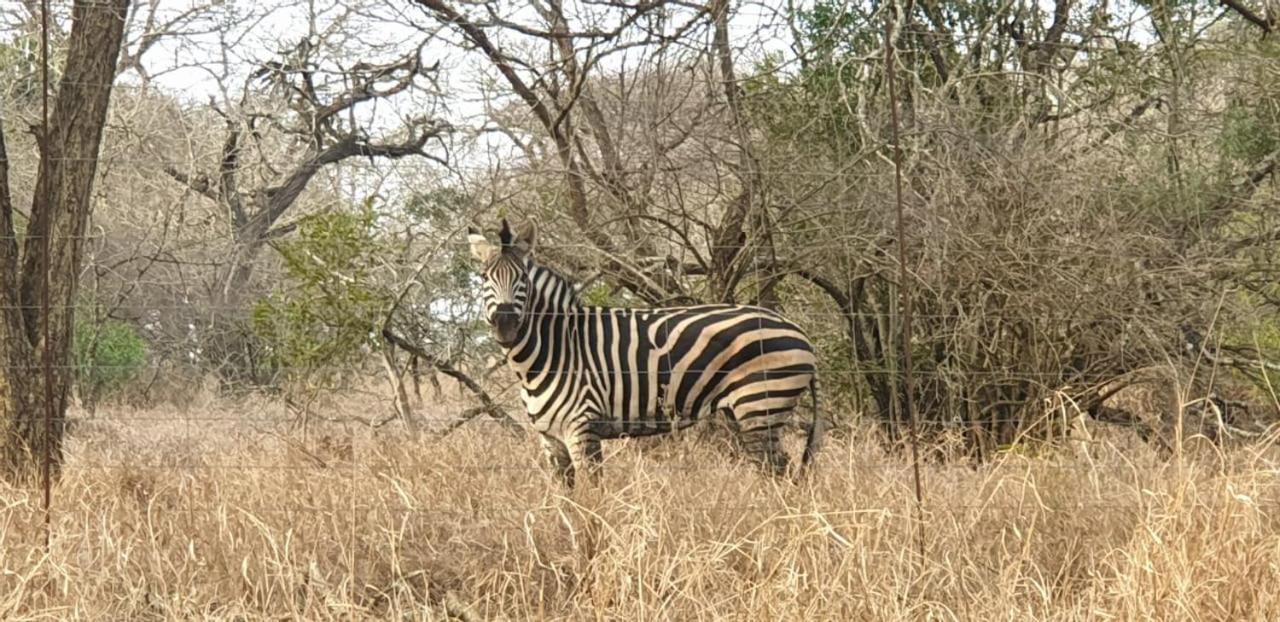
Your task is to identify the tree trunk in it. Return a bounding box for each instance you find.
[707,0,780,308]
[217,219,273,308]
[0,0,130,479]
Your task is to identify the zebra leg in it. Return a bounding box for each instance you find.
[714,407,744,454]
[540,435,576,488]
[733,408,791,476]
[566,428,604,486]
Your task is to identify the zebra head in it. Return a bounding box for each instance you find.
[469,218,537,347]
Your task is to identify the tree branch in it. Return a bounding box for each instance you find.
[1037,0,1073,68]
[1081,94,1163,154]
[908,17,950,83]
[1186,145,1280,241]
[381,328,523,433]
[218,123,246,228]
[414,0,555,129]
[263,126,446,227]
[311,44,433,127]
[1218,0,1274,32]
[117,0,222,81]
[160,165,218,203]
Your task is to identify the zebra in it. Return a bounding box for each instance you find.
[469,218,824,486]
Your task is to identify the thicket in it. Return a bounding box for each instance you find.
[3,0,1276,457]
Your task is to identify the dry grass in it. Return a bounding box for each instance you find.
[2,398,1280,621]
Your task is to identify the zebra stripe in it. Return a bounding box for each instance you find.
[470,220,823,486]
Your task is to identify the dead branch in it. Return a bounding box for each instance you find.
[1218,0,1275,33]
[381,327,522,434]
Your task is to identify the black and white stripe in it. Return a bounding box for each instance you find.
[470,220,823,485]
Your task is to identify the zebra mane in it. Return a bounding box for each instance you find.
[527,261,582,312]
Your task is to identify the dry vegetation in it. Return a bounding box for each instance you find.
[3,391,1279,621]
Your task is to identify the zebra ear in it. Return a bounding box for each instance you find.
[513,220,537,256]
[468,229,496,263]
[498,219,514,247]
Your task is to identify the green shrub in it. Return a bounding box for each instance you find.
[252,203,392,388]
[75,317,148,406]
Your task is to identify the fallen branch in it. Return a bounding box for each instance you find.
[381,328,523,435]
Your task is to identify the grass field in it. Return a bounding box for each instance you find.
[2,397,1279,620]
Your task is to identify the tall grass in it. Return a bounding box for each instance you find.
[1,400,1278,620]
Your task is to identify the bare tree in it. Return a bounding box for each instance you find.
[160,16,450,305]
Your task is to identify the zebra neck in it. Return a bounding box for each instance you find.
[526,264,580,316]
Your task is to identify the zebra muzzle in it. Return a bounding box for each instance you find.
[493,304,522,345]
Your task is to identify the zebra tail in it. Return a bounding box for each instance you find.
[799,378,825,473]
